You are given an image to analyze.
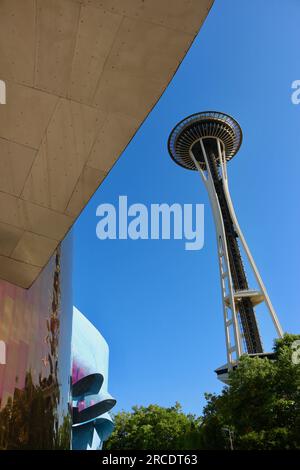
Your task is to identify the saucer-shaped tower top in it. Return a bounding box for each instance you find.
[168,111,243,171]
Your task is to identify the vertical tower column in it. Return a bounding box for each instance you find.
[189,140,242,366]
[168,111,283,371]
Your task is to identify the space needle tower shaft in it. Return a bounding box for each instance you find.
[168,112,283,368]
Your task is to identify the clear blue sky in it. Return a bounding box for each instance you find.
[73,0,300,416]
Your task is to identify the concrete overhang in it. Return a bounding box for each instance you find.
[0,0,214,288]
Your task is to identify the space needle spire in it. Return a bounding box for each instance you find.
[168,111,283,378]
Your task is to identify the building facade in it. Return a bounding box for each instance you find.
[0,236,73,449]
[0,239,115,450]
[72,307,115,450]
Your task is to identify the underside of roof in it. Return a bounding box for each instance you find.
[0,0,214,288]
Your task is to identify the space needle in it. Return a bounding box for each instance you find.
[168,111,283,381]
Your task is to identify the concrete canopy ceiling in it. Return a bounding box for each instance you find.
[0,0,214,288]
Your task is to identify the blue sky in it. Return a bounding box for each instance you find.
[73,0,300,415]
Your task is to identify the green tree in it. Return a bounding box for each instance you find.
[105,402,202,450]
[200,334,300,449]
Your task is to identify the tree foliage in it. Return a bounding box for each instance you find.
[200,334,300,449]
[105,402,202,450]
[105,334,300,450]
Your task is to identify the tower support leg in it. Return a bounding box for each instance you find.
[189,145,242,367]
[189,137,283,370]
